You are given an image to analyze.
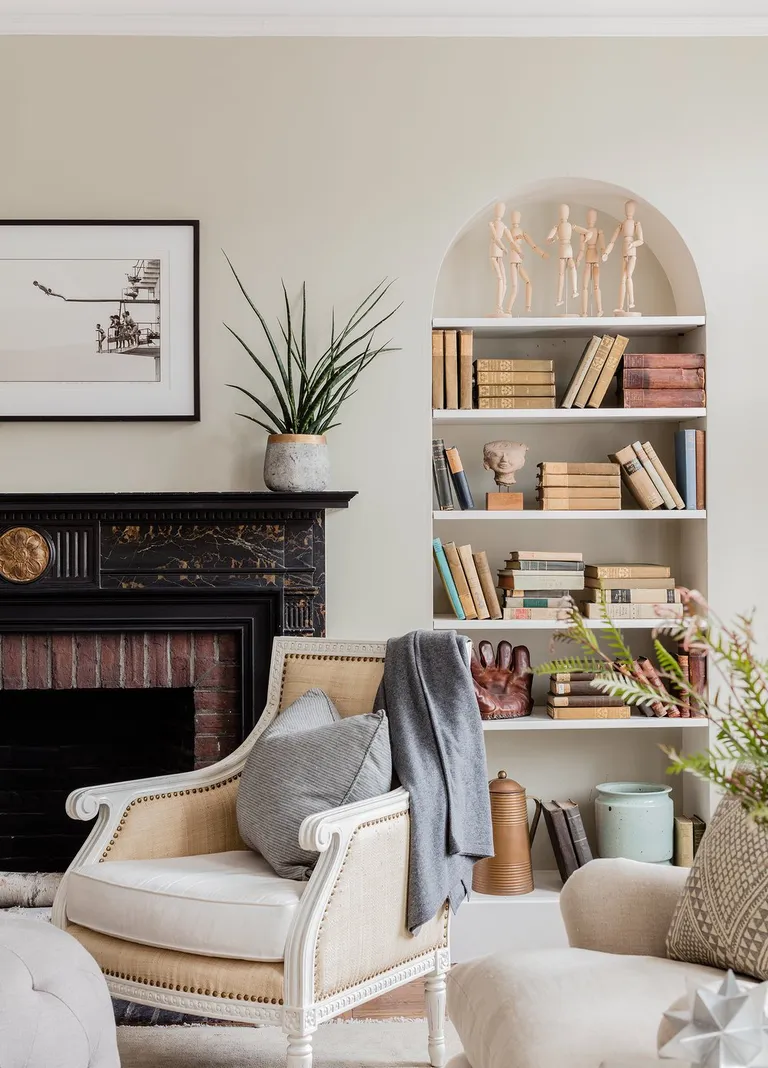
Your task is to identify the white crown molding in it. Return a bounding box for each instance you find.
[2,14,768,36]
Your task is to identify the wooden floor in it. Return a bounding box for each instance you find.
[342,977,427,1019]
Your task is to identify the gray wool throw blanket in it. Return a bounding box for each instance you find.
[374,630,493,933]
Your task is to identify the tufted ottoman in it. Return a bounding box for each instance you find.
[0,913,120,1067]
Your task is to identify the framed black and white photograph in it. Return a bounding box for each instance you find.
[0,220,199,420]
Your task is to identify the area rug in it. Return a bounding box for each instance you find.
[117,1018,463,1067]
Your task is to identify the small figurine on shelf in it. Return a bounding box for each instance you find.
[546,204,592,311]
[602,198,644,316]
[471,641,534,720]
[489,201,516,317]
[483,440,527,510]
[576,208,606,317]
[506,209,549,315]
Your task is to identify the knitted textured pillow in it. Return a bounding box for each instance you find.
[236,687,392,880]
[666,797,768,979]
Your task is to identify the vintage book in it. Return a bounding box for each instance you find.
[677,651,691,717]
[486,492,524,511]
[502,607,570,620]
[610,445,664,510]
[504,589,571,599]
[442,541,478,621]
[431,438,454,510]
[509,550,583,562]
[538,473,621,489]
[674,815,694,867]
[444,446,475,509]
[542,801,580,882]
[560,335,602,410]
[586,334,630,408]
[443,329,459,409]
[622,367,706,390]
[580,602,683,619]
[556,801,593,868]
[585,576,675,590]
[585,563,671,579]
[621,388,706,408]
[623,353,705,370]
[631,441,675,510]
[504,597,573,609]
[473,550,502,620]
[537,486,621,500]
[538,462,619,476]
[459,329,473,410]
[547,706,630,720]
[475,358,554,373]
[548,694,627,707]
[581,587,681,604]
[476,370,554,385]
[641,441,685,509]
[573,334,615,408]
[432,539,465,620]
[691,814,706,855]
[688,650,708,715]
[457,543,490,620]
[476,383,556,398]
[551,672,600,682]
[550,680,600,695]
[636,655,669,717]
[497,571,585,591]
[695,429,706,510]
[539,498,620,511]
[477,397,557,410]
[510,559,585,572]
[674,429,697,511]
[431,329,444,410]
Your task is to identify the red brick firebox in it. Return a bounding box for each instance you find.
[0,631,241,769]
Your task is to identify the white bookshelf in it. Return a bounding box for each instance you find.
[434,615,683,631]
[481,709,709,731]
[433,509,706,521]
[434,407,706,425]
[432,315,704,338]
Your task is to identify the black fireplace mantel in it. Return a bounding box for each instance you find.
[0,491,356,637]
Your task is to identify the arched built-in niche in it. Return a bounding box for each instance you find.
[433,177,705,319]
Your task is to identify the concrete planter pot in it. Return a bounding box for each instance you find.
[595,781,674,864]
[264,434,329,492]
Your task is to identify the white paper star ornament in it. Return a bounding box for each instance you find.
[659,971,768,1067]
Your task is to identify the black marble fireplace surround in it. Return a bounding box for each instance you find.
[0,491,355,870]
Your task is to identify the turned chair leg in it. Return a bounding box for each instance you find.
[285,1027,314,1068]
[425,968,448,1068]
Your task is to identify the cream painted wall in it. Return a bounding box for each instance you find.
[0,36,765,640]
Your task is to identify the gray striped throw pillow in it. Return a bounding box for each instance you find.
[236,688,392,879]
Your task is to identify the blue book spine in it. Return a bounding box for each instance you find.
[674,429,697,510]
[432,538,465,620]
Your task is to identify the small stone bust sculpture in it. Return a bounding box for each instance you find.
[483,440,529,489]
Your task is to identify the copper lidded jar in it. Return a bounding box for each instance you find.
[473,771,542,896]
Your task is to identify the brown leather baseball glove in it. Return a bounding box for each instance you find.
[471,640,534,719]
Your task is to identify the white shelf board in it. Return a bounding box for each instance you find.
[433,407,706,425]
[468,870,563,905]
[433,509,706,521]
[482,708,709,730]
[432,315,705,338]
[434,615,677,631]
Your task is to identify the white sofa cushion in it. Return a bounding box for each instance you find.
[447,948,725,1068]
[66,850,305,962]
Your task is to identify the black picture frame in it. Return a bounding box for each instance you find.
[0,219,199,422]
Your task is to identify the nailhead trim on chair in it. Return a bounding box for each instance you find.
[100,967,283,1003]
[313,810,450,999]
[278,652,384,710]
[98,773,243,861]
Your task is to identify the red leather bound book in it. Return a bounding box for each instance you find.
[621,388,706,408]
[622,353,705,369]
[622,368,705,389]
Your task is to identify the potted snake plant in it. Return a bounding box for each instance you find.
[224,257,399,492]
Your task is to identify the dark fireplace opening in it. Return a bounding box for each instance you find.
[1,687,196,872]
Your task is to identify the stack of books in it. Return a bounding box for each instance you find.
[432,328,473,411]
[676,643,708,717]
[547,671,630,720]
[674,429,706,510]
[537,461,621,511]
[542,798,593,882]
[498,550,583,619]
[674,813,707,866]
[620,353,706,409]
[580,563,683,620]
[433,537,502,621]
[611,441,685,510]
[560,334,629,410]
[432,439,474,510]
[474,357,555,410]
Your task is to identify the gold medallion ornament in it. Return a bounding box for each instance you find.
[0,526,52,584]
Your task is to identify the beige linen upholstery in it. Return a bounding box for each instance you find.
[560,857,688,957]
[279,653,384,717]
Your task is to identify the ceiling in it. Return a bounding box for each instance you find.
[0,0,765,35]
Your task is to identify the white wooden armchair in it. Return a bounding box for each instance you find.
[53,638,451,1068]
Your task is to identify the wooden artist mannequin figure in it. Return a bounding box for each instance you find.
[506,209,548,314]
[546,204,591,308]
[489,202,516,317]
[576,208,606,317]
[603,198,644,315]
